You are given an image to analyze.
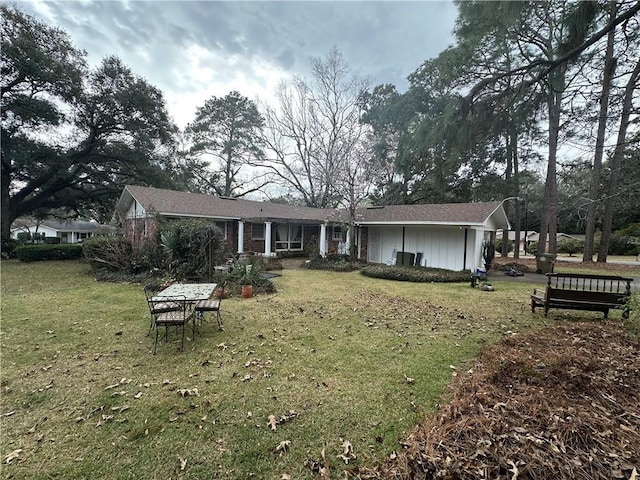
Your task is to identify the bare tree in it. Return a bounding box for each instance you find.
[258,47,370,208]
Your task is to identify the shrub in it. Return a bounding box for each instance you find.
[624,292,640,338]
[82,236,133,272]
[361,265,470,283]
[1,238,19,259]
[14,244,83,262]
[159,219,226,281]
[302,254,366,272]
[557,238,584,256]
[607,233,640,256]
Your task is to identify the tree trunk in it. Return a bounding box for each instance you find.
[1,162,14,242]
[512,123,521,259]
[538,70,563,256]
[597,57,640,262]
[584,2,617,263]
[502,132,513,258]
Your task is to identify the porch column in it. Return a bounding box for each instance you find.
[345,227,351,256]
[237,221,244,253]
[319,223,327,257]
[264,222,272,257]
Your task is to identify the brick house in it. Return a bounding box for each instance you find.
[115,185,510,272]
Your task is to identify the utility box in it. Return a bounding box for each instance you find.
[396,251,415,266]
[536,253,556,274]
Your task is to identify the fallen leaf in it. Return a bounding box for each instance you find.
[134,392,143,399]
[404,374,415,385]
[178,456,187,471]
[4,449,22,464]
[176,388,199,397]
[268,415,277,431]
[337,439,356,464]
[275,440,291,456]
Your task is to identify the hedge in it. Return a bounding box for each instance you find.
[361,264,470,283]
[301,254,367,272]
[13,244,83,262]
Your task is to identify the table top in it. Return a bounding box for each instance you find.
[153,283,217,302]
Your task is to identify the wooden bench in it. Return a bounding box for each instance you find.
[531,273,633,319]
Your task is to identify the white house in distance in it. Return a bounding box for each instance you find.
[10,218,117,244]
[114,185,511,272]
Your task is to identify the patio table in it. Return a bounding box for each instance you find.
[152,283,218,336]
[152,283,217,302]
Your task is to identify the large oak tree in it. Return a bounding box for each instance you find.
[1,5,178,241]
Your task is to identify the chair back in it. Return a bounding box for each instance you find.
[148,295,187,316]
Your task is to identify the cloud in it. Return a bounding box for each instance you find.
[19,0,458,128]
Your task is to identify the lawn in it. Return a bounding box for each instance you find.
[0,260,628,479]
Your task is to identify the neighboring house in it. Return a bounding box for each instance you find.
[114,185,510,272]
[10,219,117,244]
[496,230,538,254]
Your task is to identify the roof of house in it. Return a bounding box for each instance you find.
[354,202,507,227]
[117,185,338,223]
[11,218,116,233]
[116,185,509,229]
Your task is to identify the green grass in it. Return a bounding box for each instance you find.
[1,260,625,479]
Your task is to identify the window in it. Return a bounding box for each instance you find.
[251,223,265,240]
[275,224,303,251]
[332,225,345,241]
[215,222,227,239]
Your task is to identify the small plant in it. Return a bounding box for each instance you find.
[227,258,276,295]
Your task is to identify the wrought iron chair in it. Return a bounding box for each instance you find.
[194,295,224,331]
[144,284,183,336]
[148,295,192,354]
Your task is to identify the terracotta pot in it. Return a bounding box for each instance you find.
[214,287,226,298]
[241,285,253,298]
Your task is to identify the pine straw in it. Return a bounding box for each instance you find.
[352,322,640,480]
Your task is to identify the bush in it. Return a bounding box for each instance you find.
[1,238,19,259]
[557,238,584,256]
[159,219,226,281]
[82,236,133,272]
[302,254,366,272]
[361,265,470,283]
[624,292,640,338]
[14,244,83,262]
[607,233,640,256]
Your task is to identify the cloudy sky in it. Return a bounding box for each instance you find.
[20,1,459,129]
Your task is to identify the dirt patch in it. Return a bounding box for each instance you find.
[353,322,640,479]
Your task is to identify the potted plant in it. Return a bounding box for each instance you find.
[230,258,263,298]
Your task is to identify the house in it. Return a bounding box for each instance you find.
[10,218,117,244]
[495,230,538,254]
[114,185,510,272]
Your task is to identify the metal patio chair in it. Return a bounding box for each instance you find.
[148,295,192,354]
[194,295,224,331]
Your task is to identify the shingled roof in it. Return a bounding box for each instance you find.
[116,185,508,228]
[116,185,338,223]
[355,202,505,226]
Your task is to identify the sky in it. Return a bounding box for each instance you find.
[20,0,459,129]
